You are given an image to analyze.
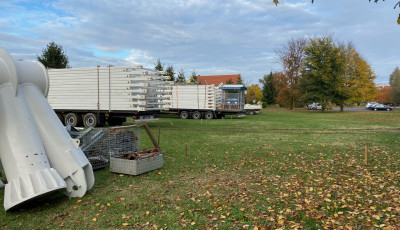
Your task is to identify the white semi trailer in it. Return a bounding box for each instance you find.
[163,84,247,119]
[47,66,170,127]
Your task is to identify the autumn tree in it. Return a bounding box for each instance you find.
[245,85,263,104]
[275,37,306,109]
[300,36,347,112]
[274,72,291,107]
[165,65,175,82]
[37,42,69,68]
[259,72,276,106]
[176,68,186,83]
[376,86,391,104]
[343,43,377,106]
[389,66,400,105]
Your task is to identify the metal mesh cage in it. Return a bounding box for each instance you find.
[68,127,110,170]
[108,124,163,175]
[108,125,141,158]
[67,125,150,171]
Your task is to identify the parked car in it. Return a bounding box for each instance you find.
[369,103,392,111]
[365,102,377,109]
[307,102,322,110]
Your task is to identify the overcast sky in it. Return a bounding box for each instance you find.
[0,0,399,84]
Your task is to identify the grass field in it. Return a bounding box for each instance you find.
[1,108,400,229]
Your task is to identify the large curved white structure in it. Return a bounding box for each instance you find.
[0,48,94,210]
[0,160,4,189]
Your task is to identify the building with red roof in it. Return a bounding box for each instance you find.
[376,84,391,91]
[196,74,241,85]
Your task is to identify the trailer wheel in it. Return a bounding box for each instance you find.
[65,113,82,127]
[249,110,255,115]
[83,113,97,128]
[192,111,202,119]
[204,111,214,119]
[180,111,189,119]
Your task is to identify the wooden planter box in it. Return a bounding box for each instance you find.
[110,153,163,176]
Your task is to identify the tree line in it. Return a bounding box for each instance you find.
[37,41,399,108]
[153,58,198,83]
[259,35,379,111]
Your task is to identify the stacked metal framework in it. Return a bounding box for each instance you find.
[163,84,247,112]
[47,66,170,113]
[163,84,221,111]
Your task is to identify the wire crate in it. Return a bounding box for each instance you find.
[108,124,163,175]
[110,153,163,176]
[67,123,162,175]
[108,125,141,158]
[67,127,110,170]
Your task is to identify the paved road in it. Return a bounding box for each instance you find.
[331,107,395,112]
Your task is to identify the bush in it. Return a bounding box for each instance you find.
[262,102,268,108]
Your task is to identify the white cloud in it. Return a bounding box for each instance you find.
[0,0,399,84]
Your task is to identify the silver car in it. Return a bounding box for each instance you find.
[307,102,322,110]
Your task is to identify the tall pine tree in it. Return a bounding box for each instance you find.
[176,68,186,83]
[37,42,69,68]
[165,65,175,82]
[154,58,164,71]
[259,72,276,106]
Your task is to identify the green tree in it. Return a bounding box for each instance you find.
[37,42,69,68]
[300,36,347,112]
[237,75,243,84]
[187,70,198,83]
[165,65,175,82]
[389,66,400,105]
[176,68,186,83]
[245,85,263,104]
[259,72,276,105]
[154,58,164,71]
[226,78,234,84]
